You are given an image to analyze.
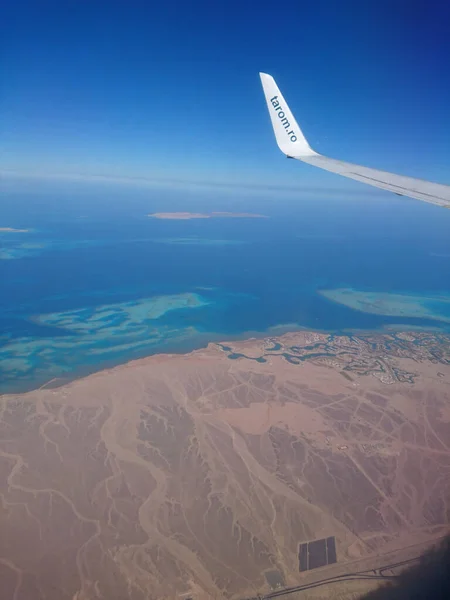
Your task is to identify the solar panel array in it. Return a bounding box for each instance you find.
[299,536,337,572]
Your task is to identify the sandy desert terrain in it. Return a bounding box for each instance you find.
[0,330,449,599]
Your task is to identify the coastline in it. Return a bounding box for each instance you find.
[1,324,449,598]
[0,322,303,396]
[3,323,449,397]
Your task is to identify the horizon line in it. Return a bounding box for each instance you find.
[0,168,385,198]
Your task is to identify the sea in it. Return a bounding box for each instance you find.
[1,176,450,393]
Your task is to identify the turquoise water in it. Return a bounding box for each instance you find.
[1,178,450,393]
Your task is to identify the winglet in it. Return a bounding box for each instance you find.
[259,72,316,158]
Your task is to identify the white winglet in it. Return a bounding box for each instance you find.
[259,72,315,158]
[259,72,450,208]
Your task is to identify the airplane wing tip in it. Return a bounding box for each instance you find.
[259,72,314,157]
[258,72,450,207]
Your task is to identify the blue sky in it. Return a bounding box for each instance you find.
[2,0,450,192]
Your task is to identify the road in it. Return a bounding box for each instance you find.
[243,554,422,600]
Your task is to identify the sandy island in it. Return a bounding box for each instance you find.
[148,211,267,219]
[0,329,449,599]
[0,226,29,232]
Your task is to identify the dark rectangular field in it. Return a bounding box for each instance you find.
[299,543,308,572]
[308,539,327,569]
[298,536,337,572]
[326,536,337,564]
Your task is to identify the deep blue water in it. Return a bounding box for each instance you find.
[1,178,450,392]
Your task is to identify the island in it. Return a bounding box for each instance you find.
[0,226,29,232]
[0,329,449,600]
[319,287,450,324]
[148,211,267,219]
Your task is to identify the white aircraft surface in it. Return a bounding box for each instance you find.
[260,73,450,209]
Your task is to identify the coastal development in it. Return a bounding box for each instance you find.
[0,329,448,599]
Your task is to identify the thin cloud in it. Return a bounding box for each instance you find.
[0,168,385,198]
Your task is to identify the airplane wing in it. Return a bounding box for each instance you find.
[259,72,450,209]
